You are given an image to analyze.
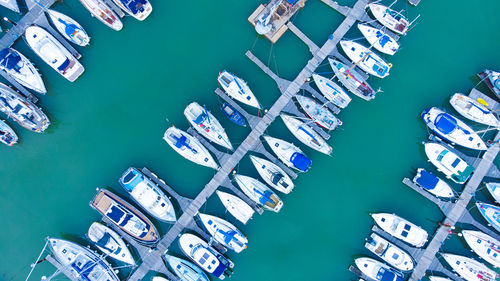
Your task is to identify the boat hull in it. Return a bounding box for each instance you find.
[234,174,283,212]
[249,155,294,194]
[263,135,312,172]
[441,253,498,281]
[312,74,351,108]
[216,190,254,224]
[424,142,474,184]
[295,95,341,130]
[218,71,261,109]
[462,230,500,268]
[280,113,332,155]
[0,48,46,93]
[47,9,90,46]
[371,213,428,247]
[340,40,390,78]
[328,58,375,101]
[80,0,123,31]
[450,93,500,127]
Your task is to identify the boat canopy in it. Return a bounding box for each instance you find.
[416,170,438,190]
[256,189,274,206]
[0,49,21,71]
[377,268,402,281]
[290,152,311,172]
[435,113,459,134]
[124,0,148,14]
[95,233,113,249]
[377,32,391,47]
[121,169,143,192]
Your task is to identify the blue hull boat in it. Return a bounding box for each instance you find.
[220,102,246,127]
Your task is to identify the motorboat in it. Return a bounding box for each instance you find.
[198,213,248,253]
[412,168,454,198]
[220,102,246,127]
[367,3,410,35]
[79,0,123,31]
[450,93,499,127]
[184,102,233,150]
[163,126,219,170]
[164,254,210,281]
[358,23,399,55]
[119,167,176,222]
[0,120,17,146]
[424,142,475,184]
[90,189,159,244]
[249,155,294,194]
[280,113,332,155]
[215,190,254,224]
[421,107,487,150]
[87,222,135,265]
[0,48,46,94]
[462,230,500,268]
[112,0,152,20]
[441,253,498,281]
[371,213,428,247]
[486,182,500,204]
[328,58,375,101]
[218,71,261,109]
[234,174,283,213]
[476,202,500,232]
[263,135,312,172]
[25,26,84,82]
[312,74,351,108]
[365,233,414,271]
[295,95,342,130]
[340,40,391,78]
[47,9,90,46]
[354,257,404,281]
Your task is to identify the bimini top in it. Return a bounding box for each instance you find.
[415,170,439,190]
[290,152,312,172]
[435,113,458,134]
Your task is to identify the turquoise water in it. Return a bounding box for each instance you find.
[1,0,500,280]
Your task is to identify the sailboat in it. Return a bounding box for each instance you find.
[215,190,255,224]
[80,0,123,31]
[249,155,294,194]
[449,93,500,127]
[441,253,498,281]
[198,213,248,253]
[476,202,500,232]
[234,174,283,213]
[312,74,351,108]
[47,9,91,46]
[218,70,261,109]
[367,3,410,35]
[485,182,500,204]
[461,230,500,268]
[0,48,46,94]
[280,113,332,155]
[263,135,312,172]
[358,23,399,55]
[340,40,391,78]
[328,58,376,101]
[295,95,342,130]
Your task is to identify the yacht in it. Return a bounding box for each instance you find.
[79,0,123,31]
[312,74,351,108]
[87,222,135,265]
[112,0,152,20]
[371,213,428,247]
[0,120,17,146]
[450,93,500,127]
[340,40,391,78]
[0,48,46,93]
[476,202,500,232]
[485,182,500,204]
[328,58,375,101]
[358,23,399,55]
[424,142,475,184]
[263,135,312,172]
[441,253,498,281]
[295,95,342,130]
[280,113,332,155]
[215,190,254,224]
[234,174,283,213]
[365,233,414,271]
[462,230,500,268]
[367,3,410,35]
[164,254,210,281]
[354,257,404,281]
[249,155,294,194]
[47,9,90,46]
[198,213,248,253]
[218,70,261,109]
[412,168,454,198]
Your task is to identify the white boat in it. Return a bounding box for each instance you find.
[87,222,135,265]
[0,120,17,146]
[198,213,248,253]
[184,102,233,150]
[152,277,168,281]
[215,190,254,224]
[0,0,19,13]
[450,93,500,127]
[428,277,453,281]
[263,135,312,172]
[424,142,475,184]
[295,95,342,130]
[113,0,152,20]
[340,40,391,78]
[354,257,404,281]
[462,230,500,268]
[421,107,487,150]
[218,70,261,109]
[358,23,399,55]
[249,155,294,194]
[412,168,454,198]
[368,3,410,35]
[312,74,351,108]
[441,253,498,281]
[47,9,90,46]
[163,127,219,170]
[0,48,46,94]
[25,26,84,82]
[234,174,283,213]
[280,113,332,155]
[254,0,282,34]
[365,233,414,271]
[486,182,500,204]
[476,202,500,233]
[371,213,428,247]
[328,58,376,101]
[80,0,123,31]
[164,254,210,281]
[483,70,500,98]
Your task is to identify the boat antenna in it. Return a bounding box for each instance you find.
[25,240,49,281]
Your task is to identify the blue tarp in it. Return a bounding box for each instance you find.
[0,48,21,71]
[107,205,125,224]
[57,58,70,72]
[435,113,457,134]
[415,170,438,190]
[290,152,311,172]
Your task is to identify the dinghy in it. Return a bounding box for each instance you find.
[0,120,17,146]
[421,107,487,150]
[295,95,342,130]
[25,26,84,82]
[441,253,498,281]
[367,3,410,35]
[312,74,351,108]
[450,93,500,127]
[80,0,123,31]
[371,213,428,247]
[328,58,376,101]
[198,213,248,253]
[185,102,233,150]
[365,233,414,271]
[163,127,219,170]
[358,24,399,55]
[483,70,500,98]
[112,0,152,21]
[263,135,312,172]
[412,168,454,198]
[476,202,500,233]
[234,174,283,213]
[462,230,500,268]
[119,167,176,222]
[486,182,500,204]
[47,9,90,46]
[354,257,404,281]
[340,40,391,78]
[0,48,46,94]
[249,155,294,194]
[220,102,246,127]
[424,142,475,184]
[280,113,332,155]
[87,222,135,265]
[216,190,254,224]
[164,254,210,281]
[218,71,261,109]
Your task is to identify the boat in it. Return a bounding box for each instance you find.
[476,202,500,233]
[421,107,487,150]
[0,48,46,94]
[215,190,254,224]
[220,102,246,127]
[441,253,498,281]
[371,213,428,247]
[354,257,404,281]
[295,95,342,130]
[412,168,454,198]
[280,113,332,155]
[0,120,17,146]
[365,233,414,271]
[481,70,500,99]
[184,102,233,150]
[0,0,19,13]
[462,230,500,268]
[424,142,475,184]
[218,71,261,109]
[178,233,234,280]
[263,135,312,172]
[358,23,399,55]
[25,26,84,82]
[234,174,283,213]
[80,0,123,31]
[164,254,210,281]
[450,93,500,127]
[48,238,120,281]
[328,58,376,101]
[118,167,176,222]
[0,83,50,132]
[367,3,410,35]
[340,40,391,78]
[47,9,90,46]
[249,155,294,194]
[90,189,159,244]
[485,182,500,204]
[312,74,351,108]
[152,277,168,281]
[87,222,135,265]
[198,213,248,253]
[113,0,152,20]
[428,277,453,281]
[163,126,219,170]
[254,0,283,34]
